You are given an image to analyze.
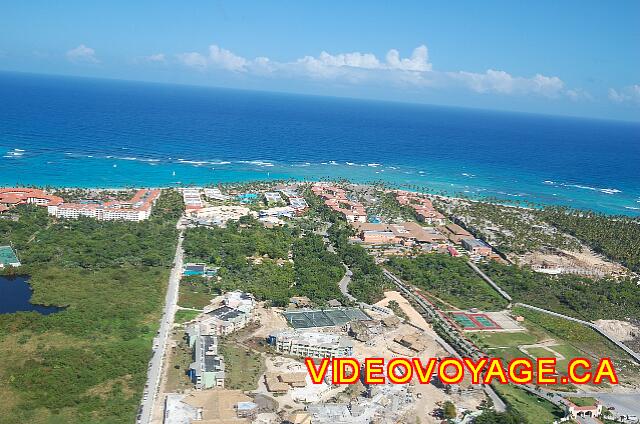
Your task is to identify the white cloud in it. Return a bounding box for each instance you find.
[171,43,583,100]
[145,53,166,63]
[177,45,247,72]
[451,70,565,97]
[66,44,99,64]
[608,85,640,104]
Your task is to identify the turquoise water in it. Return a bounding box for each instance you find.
[1,72,639,215]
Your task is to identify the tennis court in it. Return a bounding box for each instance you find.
[451,312,502,330]
[283,308,370,329]
[0,246,21,267]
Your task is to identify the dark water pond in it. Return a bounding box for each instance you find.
[0,275,61,315]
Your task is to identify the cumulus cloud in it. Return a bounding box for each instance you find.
[66,44,99,64]
[177,45,247,72]
[171,43,583,99]
[608,85,640,104]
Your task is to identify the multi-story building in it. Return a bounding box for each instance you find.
[187,333,225,389]
[47,189,160,222]
[268,330,354,358]
[0,188,63,212]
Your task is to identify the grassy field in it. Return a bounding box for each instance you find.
[470,331,537,347]
[218,340,265,391]
[177,285,213,309]
[494,384,565,424]
[174,309,201,324]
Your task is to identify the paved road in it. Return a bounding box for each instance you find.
[139,229,184,424]
[339,264,356,302]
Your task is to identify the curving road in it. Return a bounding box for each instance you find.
[138,229,184,424]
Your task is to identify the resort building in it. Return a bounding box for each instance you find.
[352,222,446,246]
[268,330,354,358]
[312,183,367,223]
[188,333,225,389]
[461,238,492,256]
[186,205,255,227]
[222,290,255,313]
[394,190,446,225]
[47,189,160,222]
[203,187,228,201]
[564,399,603,420]
[264,192,283,203]
[182,188,204,210]
[259,206,295,220]
[201,306,251,336]
[0,188,63,213]
[439,222,473,243]
[288,197,309,212]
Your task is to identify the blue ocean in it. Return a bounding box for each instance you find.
[1,72,639,215]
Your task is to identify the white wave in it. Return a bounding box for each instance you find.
[14,148,25,152]
[177,159,208,166]
[564,183,621,194]
[238,160,274,167]
[568,184,597,191]
[418,171,425,174]
[209,161,230,165]
[367,163,381,167]
[543,180,555,185]
[461,173,475,178]
[387,166,397,170]
[624,206,640,210]
[329,160,338,165]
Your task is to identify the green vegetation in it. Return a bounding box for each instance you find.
[386,254,508,311]
[475,410,525,424]
[442,400,456,419]
[0,190,183,424]
[183,216,345,306]
[326,214,390,304]
[567,397,597,407]
[218,339,264,391]
[433,199,580,255]
[481,261,640,321]
[387,300,408,321]
[470,331,537,347]
[512,306,628,362]
[493,384,565,424]
[174,309,201,324]
[540,207,640,272]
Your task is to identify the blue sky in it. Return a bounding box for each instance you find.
[1,0,639,121]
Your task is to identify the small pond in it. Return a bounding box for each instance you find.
[0,275,61,315]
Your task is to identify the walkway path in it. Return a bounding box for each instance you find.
[139,229,185,424]
[339,264,356,302]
